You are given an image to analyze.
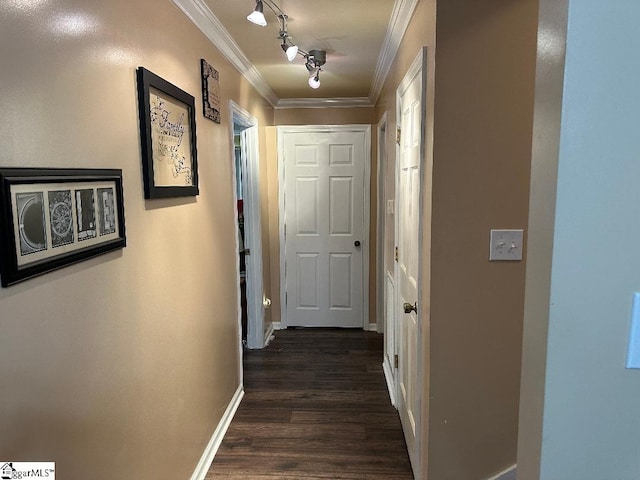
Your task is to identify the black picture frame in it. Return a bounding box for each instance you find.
[201,59,221,123]
[136,67,199,199]
[0,168,127,287]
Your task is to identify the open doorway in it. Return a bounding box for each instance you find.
[230,101,265,350]
[234,132,248,345]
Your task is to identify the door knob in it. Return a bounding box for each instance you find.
[403,302,417,314]
[354,240,361,247]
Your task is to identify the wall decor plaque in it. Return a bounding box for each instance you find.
[201,59,221,123]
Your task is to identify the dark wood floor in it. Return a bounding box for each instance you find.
[206,328,414,480]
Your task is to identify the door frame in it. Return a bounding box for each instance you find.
[277,124,371,329]
[376,112,388,334]
[378,111,398,407]
[394,48,427,479]
[230,101,265,350]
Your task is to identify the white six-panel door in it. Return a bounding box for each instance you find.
[279,126,369,328]
[396,53,424,477]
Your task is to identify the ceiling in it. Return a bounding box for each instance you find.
[172,0,418,107]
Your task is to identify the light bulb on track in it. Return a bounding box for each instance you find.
[247,0,267,26]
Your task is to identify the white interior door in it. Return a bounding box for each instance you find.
[239,126,265,348]
[396,54,424,475]
[279,126,369,328]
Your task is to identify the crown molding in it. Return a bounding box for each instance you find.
[369,0,420,104]
[171,0,279,107]
[275,97,373,109]
[172,0,415,110]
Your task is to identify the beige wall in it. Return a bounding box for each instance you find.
[257,117,274,333]
[375,0,537,478]
[0,1,273,478]
[264,126,279,332]
[275,107,374,126]
[516,0,567,477]
[429,0,537,478]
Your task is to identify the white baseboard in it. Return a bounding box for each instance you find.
[263,322,275,347]
[272,322,378,332]
[382,358,397,408]
[190,385,244,480]
[487,465,517,480]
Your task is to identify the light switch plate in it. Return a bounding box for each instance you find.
[489,229,524,261]
[627,293,640,369]
[387,199,394,214]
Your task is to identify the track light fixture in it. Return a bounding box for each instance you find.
[305,49,326,89]
[281,41,299,62]
[277,14,298,62]
[308,71,321,89]
[246,0,327,89]
[246,0,267,26]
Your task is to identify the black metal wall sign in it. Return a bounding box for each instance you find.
[201,59,221,124]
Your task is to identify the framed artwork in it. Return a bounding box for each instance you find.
[136,67,199,199]
[201,59,221,123]
[0,168,126,287]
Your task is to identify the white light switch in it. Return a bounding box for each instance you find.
[627,293,640,369]
[387,199,394,215]
[489,229,524,261]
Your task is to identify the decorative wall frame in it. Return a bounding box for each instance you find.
[136,67,199,199]
[0,168,127,287]
[201,59,221,123]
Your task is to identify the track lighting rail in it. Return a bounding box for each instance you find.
[247,0,326,89]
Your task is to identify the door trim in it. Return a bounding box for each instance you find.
[383,270,397,407]
[277,125,371,328]
[376,112,388,334]
[230,101,265,350]
[394,48,427,479]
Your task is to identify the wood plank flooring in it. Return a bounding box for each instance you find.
[206,328,414,480]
